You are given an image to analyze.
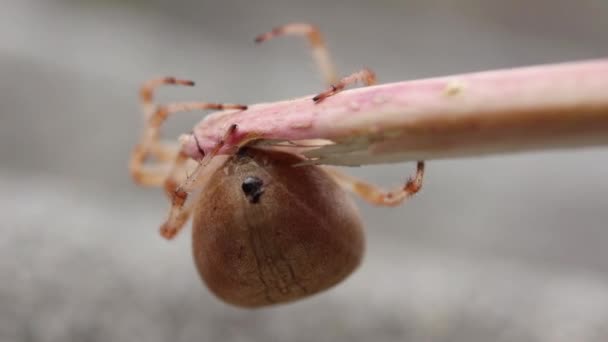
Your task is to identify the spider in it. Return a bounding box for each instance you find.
[129,23,425,241]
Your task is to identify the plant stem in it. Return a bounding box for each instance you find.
[289,59,608,164]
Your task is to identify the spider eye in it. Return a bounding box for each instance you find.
[241,176,264,203]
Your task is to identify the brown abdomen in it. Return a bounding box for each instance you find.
[192,148,364,307]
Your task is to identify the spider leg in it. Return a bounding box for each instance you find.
[131,77,248,239]
[323,161,425,206]
[255,23,339,85]
[311,68,425,200]
[313,68,377,103]
[255,25,423,204]
[158,144,197,239]
[159,124,263,239]
[129,76,247,186]
[255,24,424,205]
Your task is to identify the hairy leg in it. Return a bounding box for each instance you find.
[323,161,425,206]
[159,124,259,239]
[313,68,377,102]
[132,77,248,239]
[254,25,423,205]
[130,77,247,186]
[255,23,339,85]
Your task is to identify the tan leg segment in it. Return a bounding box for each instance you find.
[313,68,376,103]
[159,124,241,240]
[132,77,248,239]
[255,23,339,85]
[159,147,196,240]
[159,150,191,240]
[130,76,247,187]
[324,161,425,206]
[312,69,425,205]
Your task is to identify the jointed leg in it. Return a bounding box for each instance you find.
[159,150,191,239]
[130,77,193,185]
[255,24,423,204]
[130,77,247,187]
[255,24,425,205]
[160,124,250,239]
[131,77,248,239]
[159,145,196,240]
[255,23,339,85]
[255,24,376,101]
[139,77,195,118]
[313,68,376,102]
[324,161,425,206]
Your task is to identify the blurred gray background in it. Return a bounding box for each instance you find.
[2,0,608,341]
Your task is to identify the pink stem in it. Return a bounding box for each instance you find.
[200,59,608,165]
